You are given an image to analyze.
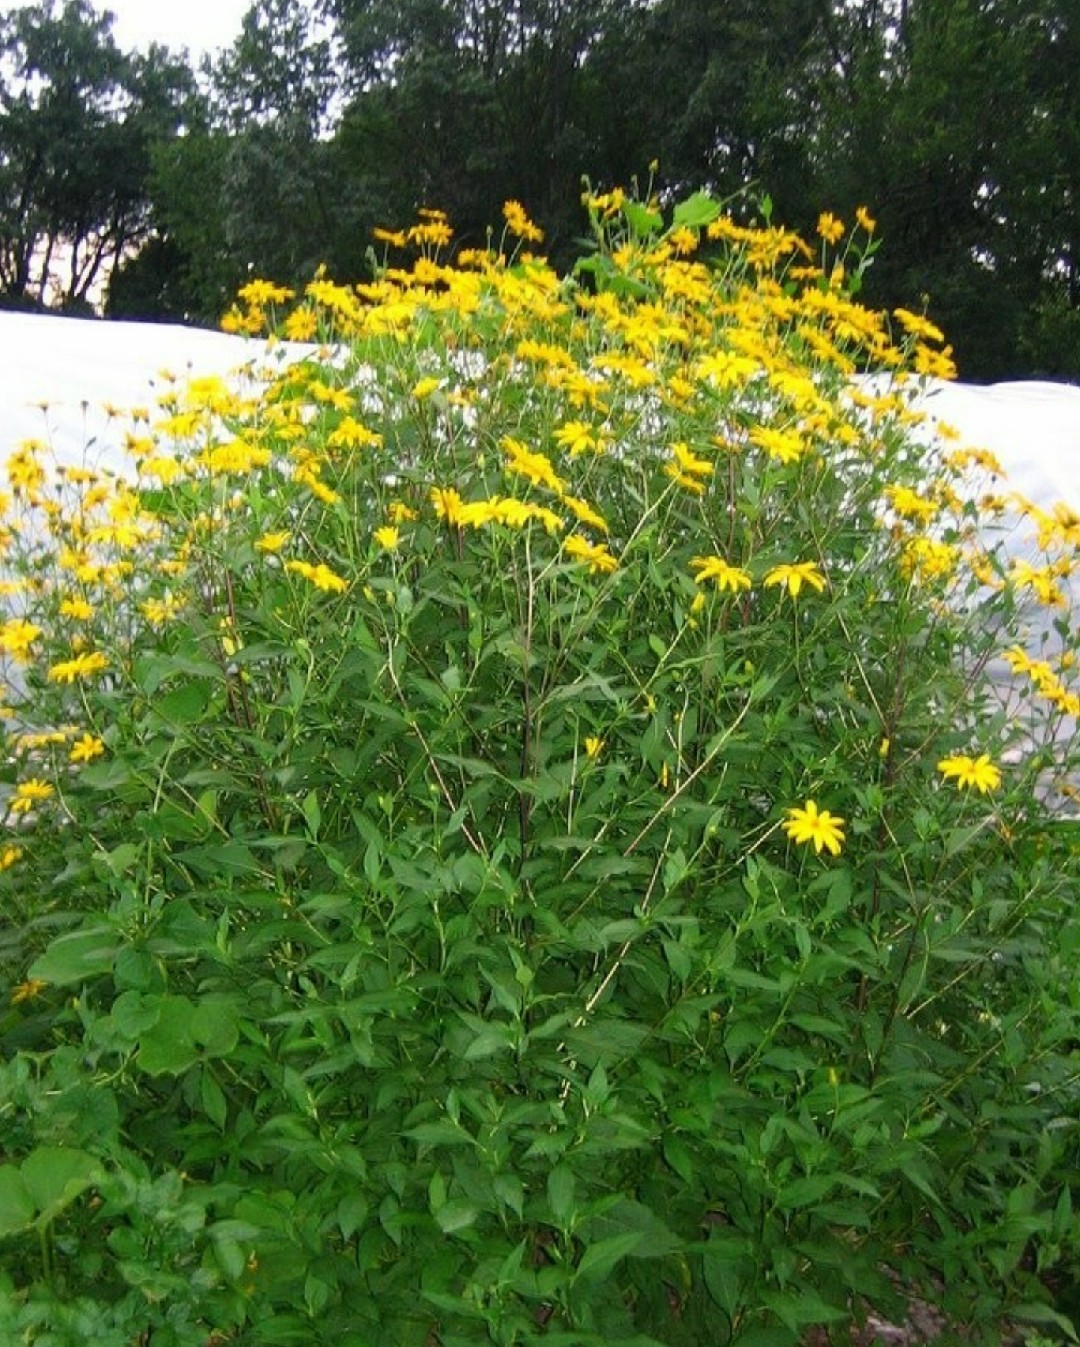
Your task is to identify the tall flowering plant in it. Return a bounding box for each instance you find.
[0,187,1077,1346]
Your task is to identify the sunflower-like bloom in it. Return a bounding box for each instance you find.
[937,753,1001,794]
[690,555,752,593]
[285,560,348,593]
[783,800,846,856]
[47,650,109,684]
[763,561,826,599]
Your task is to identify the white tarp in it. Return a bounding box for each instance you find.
[1,310,1077,789]
[0,311,305,475]
[2,310,1076,504]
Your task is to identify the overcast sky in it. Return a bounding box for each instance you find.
[4,0,255,60]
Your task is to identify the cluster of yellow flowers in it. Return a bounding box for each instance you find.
[2,192,1076,881]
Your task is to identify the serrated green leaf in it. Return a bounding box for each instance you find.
[672,192,720,229]
[623,201,663,238]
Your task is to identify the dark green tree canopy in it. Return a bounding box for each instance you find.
[3,0,1078,377]
[0,0,195,310]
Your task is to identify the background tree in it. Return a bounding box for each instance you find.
[4,0,1079,379]
[0,0,194,311]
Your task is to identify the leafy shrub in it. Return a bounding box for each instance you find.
[1,189,1078,1346]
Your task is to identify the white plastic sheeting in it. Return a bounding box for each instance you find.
[2,310,1076,505]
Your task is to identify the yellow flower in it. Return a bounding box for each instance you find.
[412,377,441,400]
[0,617,42,661]
[553,420,601,456]
[294,467,342,506]
[855,206,877,234]
[196,440,271,476]
[902,536,958,582]
[374,526,400,551]
[16,732,67,752]
[70,733,105,764]
[748,425,805,465]
[886,484,939,525]
[689,555,752,594]
[432,486,465,525]
[47,650,109,684]
[665,465,707,494]
[914,343,957,381]
[237,278,294,308]
[407,216,453,248]
[670,441,713,479]
[937,754,1001,794]
[285,560,348,593]
[817,212,845,245]
[584,736,604,760]
[1008,559,1067,608]
[668,226,699,256]
[764,561,826,598]
[502,437,567,494]
[10,779,54,815]
[327,417,383,450]
[783,800,846,856]
[59,597,95,621]
[564,534,618,575]
[503,199,544,244]
[255,530,291,554]
[283,308,319,342]
[141,596,182,626]
[10,977,47,1005]
[694,350,758,388]
[893,308,945,344]
[0,844,23,871]
[561,495,608,534]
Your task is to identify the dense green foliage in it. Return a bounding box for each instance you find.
[0,190,1078,1343]
[1,0,1079,379]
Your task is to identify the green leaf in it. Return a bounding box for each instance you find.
[303,789,322,838]
[623,201,663,238]
[190,997,240,1056]
[29,926,117,987]
[21,1147,101,1226]
[494,1173,524,1219]
[773,1174,838,1211]
[137,995,199,1075]
[547,1164,576,1225]
[672,191,720,229]
[337,1191,369,1241]
[732,1323,797,1347]
[760,1288,848,1330]
[154,679,214,725]
[434,1199,480,1234]
[200,1067,228,1128]
[90,842,141,879]
[1010,1302,1079,1340]
[702,1238,748,1318]
[662,1135,695,1185]
[213,1235,247,1282]
[173,840,260,877]
[0,1166,34,1237]
[404,1120,475,1147]
[575,1231,643,1281]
